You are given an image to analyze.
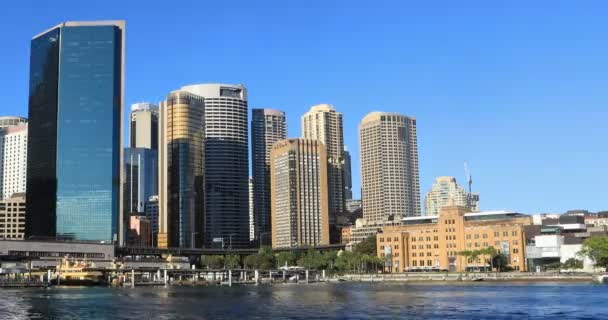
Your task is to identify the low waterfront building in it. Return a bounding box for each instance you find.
[376,206,531,272]
[0,194,25,240]
[0,240,115,268]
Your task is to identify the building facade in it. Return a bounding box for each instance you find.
[424,176,475,216]
[302,104,346,222]
[123,148,158,234]
[270,139,329,248]
[26,21,125,242]
[377,207,531,272]
[144,195,159,246]
[0,193,26,240]
[129,103,158,150]
[158,90,205,248]
[249,177,254,242]
[181,84,249,248]
[251,108,287,244]
[127,215,151,247]
[0,117,28,200]
[359,112,421,223]
[343,147,353,201]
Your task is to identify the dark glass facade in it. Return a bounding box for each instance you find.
[123,148,158,239]
[25,22,123,242]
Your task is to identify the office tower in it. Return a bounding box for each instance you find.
[251,108,287,245]
[302,104,345,224]
[0,117,28,200]
[270,138,329,248]
[249,177,254,242]
[0,193,26,240]
[425,176,475,216]
[359,112,420,223]
[127,215,151,247]
[129,102,158,149]
[123,148,158,217]
[343,147,353,201]
[181,84,249,248]
[158,90,205,248]
[26,21,125,241]
[144,195,159,246]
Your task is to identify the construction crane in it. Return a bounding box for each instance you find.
[464,161,473,207]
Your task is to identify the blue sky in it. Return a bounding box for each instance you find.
[1,1,606,214]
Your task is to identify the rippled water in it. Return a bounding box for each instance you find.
[0,282,606,319]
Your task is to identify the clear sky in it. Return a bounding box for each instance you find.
[1,1,606,214]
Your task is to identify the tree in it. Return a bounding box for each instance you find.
[224,254,241,269]
[201,255,224,269]
[256,246,276,270]
[480,247,497,271]
[354,235,377,256]
[561,258,583,270]
[297,248,325,270]
[491,253,509,272]
[243,254,258,269]
[275,251,296,268]
[580,236,608,269]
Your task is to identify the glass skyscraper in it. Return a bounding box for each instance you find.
[26,21,125,242]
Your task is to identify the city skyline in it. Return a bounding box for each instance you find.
[1,2,607,214]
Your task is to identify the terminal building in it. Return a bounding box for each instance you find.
[377,206,531,272]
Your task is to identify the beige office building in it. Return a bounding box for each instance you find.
[302,104,345,231]
[270,139,329,248]
[0,193,25,240]
[129,102,158,149]
[359,112,421,223]
[158,91,205,248]
[425,176,478,216]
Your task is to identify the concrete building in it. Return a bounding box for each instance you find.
[302,104,345,229]
[270,139,329,248]
[377,207,531,272]
[129,102,158,150]
[251,109,287,245]
[343,147,353,201]
[425,176,478,216]
[26,21,125,242]
[158,90,205,248]
[359,112,421,223]
[0,194,25,240]
[0,117,27,200]
[127,215,151,247]
[181,84,249,249]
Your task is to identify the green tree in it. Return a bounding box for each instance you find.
[201,255,224,269]
[275,251,296,268]
[224,254,241,269]
[491,252,509,272]
[256,246,276,270]
[243,254,258,269]
[354,235,377,256]
[561,258,583,270]
[297,248,325,270]
[580,236,608,269]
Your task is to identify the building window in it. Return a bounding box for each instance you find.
[513,248,519,254]
[483,234,488,239]
[394,237,398,241]
[380,237,384,242]
[512,231,517,237]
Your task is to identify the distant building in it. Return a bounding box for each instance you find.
[343,147,353,201]
[129,103,158,150]
[359,112,421,223]
[127,215,151,247]
[424,176,478,216]
[144,195,159,246]
[181,84,249,249]
[302,104,345,229]
[249,177,254,242]
[0,117,27,200]
[270,139,329,248]
[346,199,362,213]
[251,109,287,245]
[26,21,125,242]
[0,193,25,240]
[341,227,352,244]
[377,207,531,272]
[158,90,205,248]
[123,148,158,234]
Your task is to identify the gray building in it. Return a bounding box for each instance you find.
[251,109,287,245]
[26,21,125,242]
[129,102,158,150]
[181,84,249,249]
[343,147,353,201]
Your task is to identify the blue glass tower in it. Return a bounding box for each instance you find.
[26,21,125,242]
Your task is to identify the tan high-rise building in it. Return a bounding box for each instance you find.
[425,176,478,216]
[377,206,532,272]
[0,193,25,240]
[359,112,421,223]
[129,102,159,150]
[270,138,329,248]
[158,91,205,248]
[302,104,345,238]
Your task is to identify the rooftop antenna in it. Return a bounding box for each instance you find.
[464,161,473,205]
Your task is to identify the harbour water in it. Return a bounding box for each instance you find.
[0,282,606,319]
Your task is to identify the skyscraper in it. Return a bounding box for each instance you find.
[158,90,205,248]
[129,102,158,150]
[424,176,474,216]
[359,112,420,223]
[301,104,345,239]
[181,84,249,248]
[26,21,125,242]
[248,177,254,242]
[270,138,329,248]
[251,108,287,245]
[0,117,28,200]
[124,148,158,214]
[343,147,353,201]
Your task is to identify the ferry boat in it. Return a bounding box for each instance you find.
[51,257,106,286]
